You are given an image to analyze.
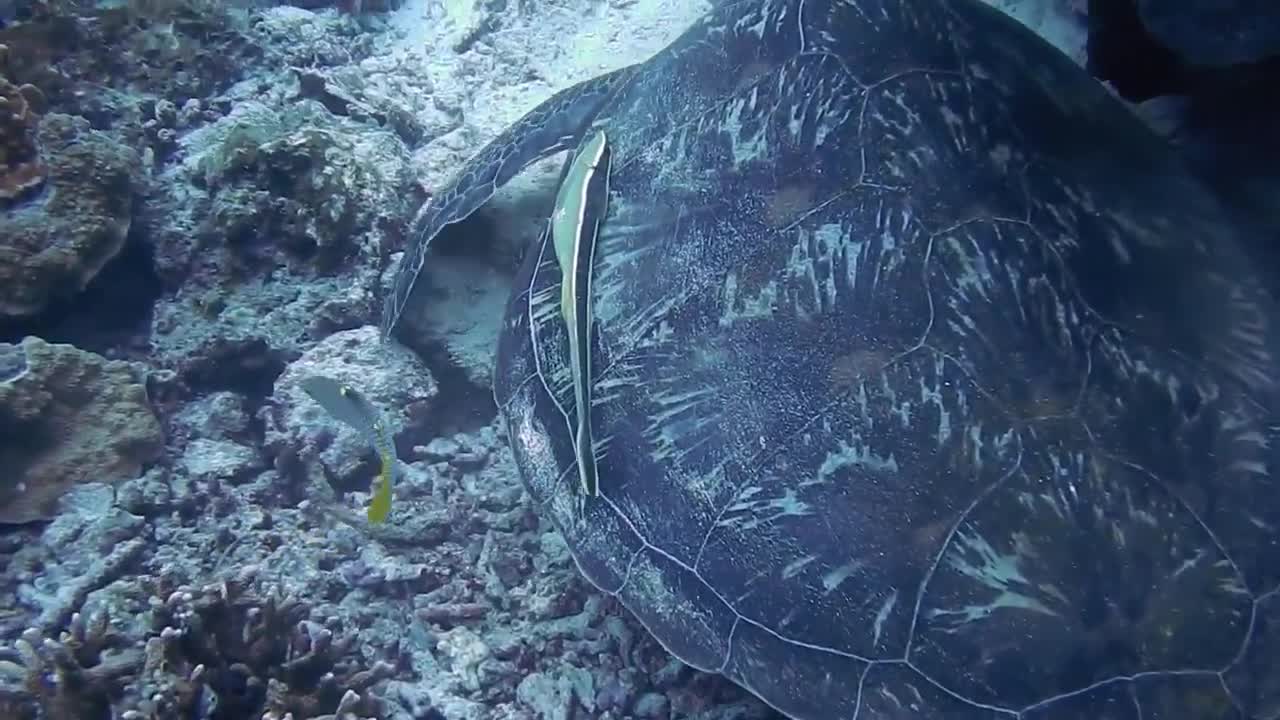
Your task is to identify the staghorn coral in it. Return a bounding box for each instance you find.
[0,43,47,202]
[125,572,396,720]
[0,611,143,720]
[0,576,398,720]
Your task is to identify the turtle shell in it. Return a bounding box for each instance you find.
[483,0,1280,717]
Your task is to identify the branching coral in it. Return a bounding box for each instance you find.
[0,576,398,720]
[126,575,395,720]
[0,611,143,720]
[0,43,48,202]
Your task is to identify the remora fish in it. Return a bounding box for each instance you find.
[300,376,397,523]
[550,129,611,497]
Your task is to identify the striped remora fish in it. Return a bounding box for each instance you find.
[550,129,611,498]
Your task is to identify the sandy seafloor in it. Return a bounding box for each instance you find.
[0,0,1249,718]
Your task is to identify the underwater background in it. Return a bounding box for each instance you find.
[0,0,1277,718]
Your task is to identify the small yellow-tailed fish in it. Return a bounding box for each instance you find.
[550,128,611,498]
[300,376,397,523]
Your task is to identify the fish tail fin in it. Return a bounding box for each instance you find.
[367,456,393,523]
[576,420,598,496]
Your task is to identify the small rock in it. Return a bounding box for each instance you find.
[178,98,203,127]
[516,672,572,720]
[449,449,489,471]
[172,391,252,445]
[115,468,173,515]
[43,483,144,553]
[632,691,669,719]
[180,438,263,484]
[486,629,524,660]
[417,602,489,627]
[595,674,635,713]
[419,437,461,463]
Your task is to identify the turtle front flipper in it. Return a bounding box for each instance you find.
[381,65,638,339]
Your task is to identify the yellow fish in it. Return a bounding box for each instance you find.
[550,129,611,498]
[300,376,397,523]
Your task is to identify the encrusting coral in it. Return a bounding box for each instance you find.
[0,111,140,320]
[0,572,398,720]
[0,337,164,524]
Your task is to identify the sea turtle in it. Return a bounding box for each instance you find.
[383,0,1280,717]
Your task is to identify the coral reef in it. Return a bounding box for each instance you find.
[82,0,263,106]
[0,353,773,720]
[0,113,140,320]
[22,2,1275,719]
[139,93,415,387]
[0,338,163,524]
[187,100,414,276]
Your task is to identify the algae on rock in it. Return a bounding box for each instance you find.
[190,99,413,271]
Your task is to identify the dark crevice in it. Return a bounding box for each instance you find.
[179,338,293,403]
[431,213,496,257]
[383,155,560,451]
[1086,0,1189,102]
[403,338,498,439]
[0,233,163,355]
[431,206,528,271]
[1083,1,1280,294]
[389,210,522,440]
